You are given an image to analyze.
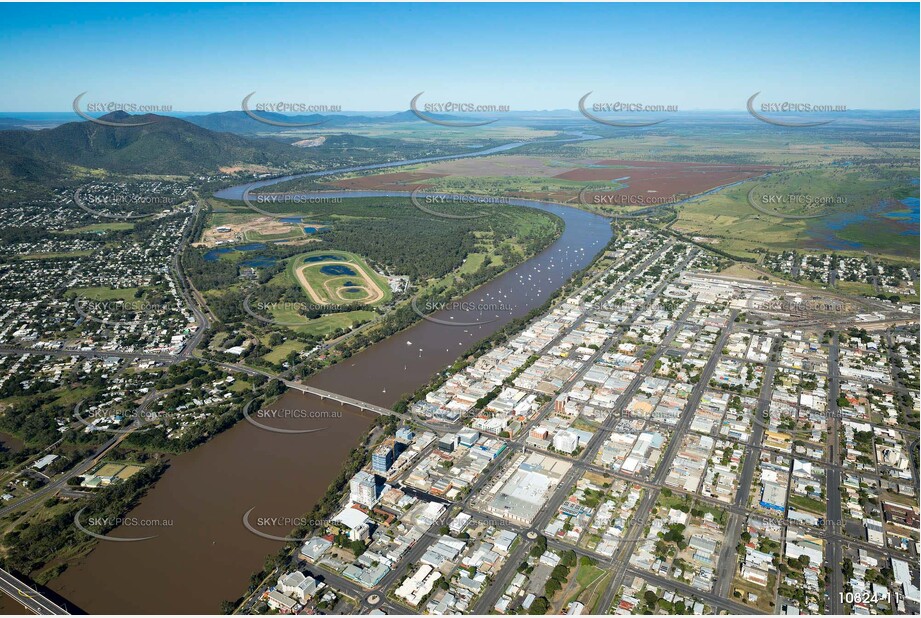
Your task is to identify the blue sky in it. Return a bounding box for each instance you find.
[0,3,918,112]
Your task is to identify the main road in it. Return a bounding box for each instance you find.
[825,334,844,615]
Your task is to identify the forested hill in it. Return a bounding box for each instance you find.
[0,111,305,175]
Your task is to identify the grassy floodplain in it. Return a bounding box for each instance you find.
[670,167,919,261]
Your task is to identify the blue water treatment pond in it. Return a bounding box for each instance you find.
[321,264,357,276]
[304,254,341,263]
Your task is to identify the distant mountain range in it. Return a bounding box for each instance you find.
[3,108,916,136]
[0,111,309,177]
[0,117,40,131]
[185,110,452,134]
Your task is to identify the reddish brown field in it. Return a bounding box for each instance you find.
[330,171,447,191]
[556,160,779,197]
[325,158,782,210]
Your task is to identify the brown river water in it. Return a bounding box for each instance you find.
[46,191,611,613]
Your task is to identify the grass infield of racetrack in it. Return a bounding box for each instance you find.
[285,250,392,307]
